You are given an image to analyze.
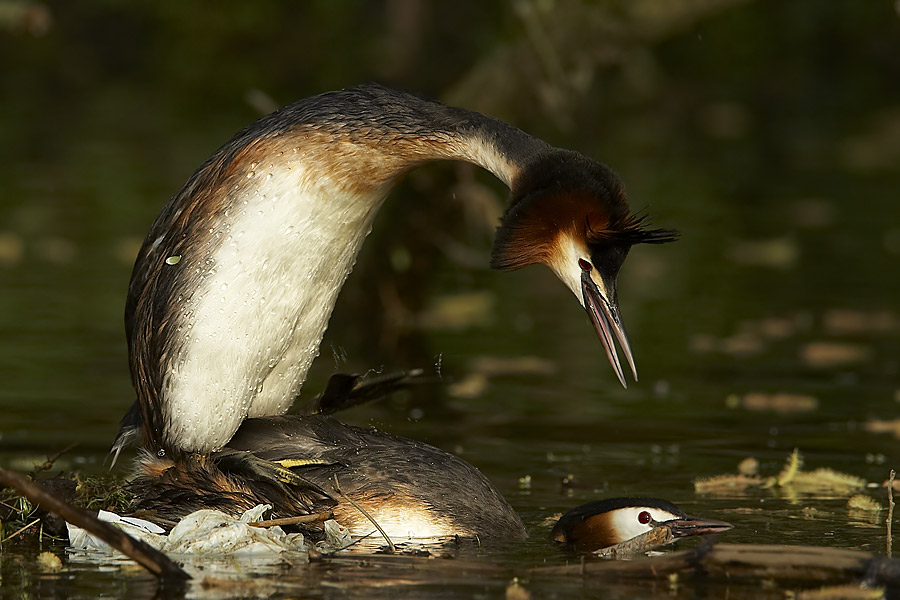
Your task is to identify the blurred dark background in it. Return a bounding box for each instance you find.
[0,0,898,483]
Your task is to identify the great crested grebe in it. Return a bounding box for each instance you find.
[550,498,733,552]
[131,413,527,540]
[121,84,675,457]
[120,85,675,538]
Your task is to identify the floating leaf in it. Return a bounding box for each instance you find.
[694,474,764,494]
[823,309,899,336]
[793,469,866,492]
[738,392,818,414]
[801,342,872,368]
[847,495,882,512]
[695,449,868,497]
[864,419,900,439]
[738,457,759,477]
[37,551,62,571]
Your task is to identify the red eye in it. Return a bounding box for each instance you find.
[638,511,652,524]
[578,258,592,271]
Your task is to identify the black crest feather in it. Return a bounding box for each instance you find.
[587,212,679,247]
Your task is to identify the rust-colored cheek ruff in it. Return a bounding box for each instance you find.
[491,190,618,271]
[568,514,618,550]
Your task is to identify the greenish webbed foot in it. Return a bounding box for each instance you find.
[211,449,338,504]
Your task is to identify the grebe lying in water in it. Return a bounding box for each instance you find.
[130,413,527,540]
[551,497,732,553]
[119,85,676,538]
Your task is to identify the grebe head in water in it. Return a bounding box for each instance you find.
[551,497,732,553]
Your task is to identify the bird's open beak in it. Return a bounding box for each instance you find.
[663,516,733,539]
[580,264,636,388]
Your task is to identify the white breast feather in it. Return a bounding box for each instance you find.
[163,160,389,452]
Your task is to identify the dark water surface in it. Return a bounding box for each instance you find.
[2,1,899,597]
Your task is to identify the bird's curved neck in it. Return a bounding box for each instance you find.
[262,87,550,191]
[128,86,550,454]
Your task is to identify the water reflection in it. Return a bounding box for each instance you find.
[1,0,899,597]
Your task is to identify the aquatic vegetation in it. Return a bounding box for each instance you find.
[695,449,868,497]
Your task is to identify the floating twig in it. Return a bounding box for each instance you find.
[333,474,395,553]
[888,469,895,558]
[1,518,40,544]
[0,467,190,584]
[33,443,79,475]
[249,511,333,528]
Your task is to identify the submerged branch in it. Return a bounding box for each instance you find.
[0,467,190,585]
[888,469,895,558]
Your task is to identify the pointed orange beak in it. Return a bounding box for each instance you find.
[579,259,637,388]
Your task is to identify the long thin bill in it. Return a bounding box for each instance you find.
[666,517,734,538]
[608,309,638,382]
[581,269,634,387]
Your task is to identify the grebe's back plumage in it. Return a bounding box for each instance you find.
[130,414,526,540]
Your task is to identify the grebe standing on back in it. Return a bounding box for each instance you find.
[121,85,676,538]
